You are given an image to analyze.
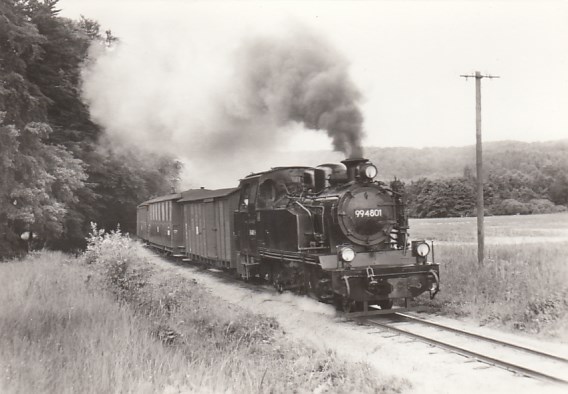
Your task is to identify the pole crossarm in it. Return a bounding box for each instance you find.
[460,74,500,79]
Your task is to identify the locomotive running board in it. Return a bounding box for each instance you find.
[344,306,428,318]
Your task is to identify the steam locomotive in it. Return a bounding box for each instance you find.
[137,158,440,313]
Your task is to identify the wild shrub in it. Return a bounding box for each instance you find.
[522,290,568,330]
[418,242,568,337]
[83,222,148,302]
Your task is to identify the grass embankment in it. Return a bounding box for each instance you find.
[411,213,568,339]
[0,229,405,393]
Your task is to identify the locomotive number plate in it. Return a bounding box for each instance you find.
[354,209,383,218]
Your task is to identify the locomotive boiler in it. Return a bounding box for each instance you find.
[137,158,440,313]
[234,158,439,312]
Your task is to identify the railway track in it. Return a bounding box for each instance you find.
[362,312,568,385]
[160,252,568,385]
[158,253,568,387]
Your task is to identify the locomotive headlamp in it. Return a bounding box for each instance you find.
[360,164,378,180]
[416,243,430,257]
[428,281,438,292]
[340,247,356,262]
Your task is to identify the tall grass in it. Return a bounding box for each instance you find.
[412,213,568,339]
[0,236,405,393]
[0,252,189,393]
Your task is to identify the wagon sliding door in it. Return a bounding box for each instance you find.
[205,201,217,260]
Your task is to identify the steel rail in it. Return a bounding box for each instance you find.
[395,312,568,364]
[364,317,568,385]
[161,251,568,385]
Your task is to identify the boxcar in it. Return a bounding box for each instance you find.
[136,203,149,240]
[142,193,185,254]
[178,188,239,269]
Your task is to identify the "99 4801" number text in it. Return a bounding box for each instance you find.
[354,209,382,218]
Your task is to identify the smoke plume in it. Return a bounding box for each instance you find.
[230,28,365,158]
[81,24,364,188]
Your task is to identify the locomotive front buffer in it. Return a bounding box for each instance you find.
[322,241,440,315]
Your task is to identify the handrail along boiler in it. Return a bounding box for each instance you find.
[234,158,440,311]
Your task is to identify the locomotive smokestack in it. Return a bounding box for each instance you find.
[341,158,369,181]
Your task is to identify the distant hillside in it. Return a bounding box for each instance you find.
[365,139,568,217]
[291,139,568,217]
[365,139,568,181]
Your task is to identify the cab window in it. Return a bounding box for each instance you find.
[258,179,276,208]
[239,181,258,211]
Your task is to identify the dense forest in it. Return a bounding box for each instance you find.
[0,0,179,257]
[365,141,568,217]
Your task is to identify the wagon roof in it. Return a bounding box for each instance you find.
[139,192,182,206]
[177,187,239,202]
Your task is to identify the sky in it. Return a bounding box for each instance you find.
[58,0,568,153]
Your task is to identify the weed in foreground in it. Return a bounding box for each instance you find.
[83,223,149,303]
[421,242,568,339]
[410,213,568,340]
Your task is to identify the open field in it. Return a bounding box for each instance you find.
[410,212,568,244]
[0,245,404,393]
[410,212,568,340]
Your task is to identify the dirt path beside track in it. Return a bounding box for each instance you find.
[148,253,567,394]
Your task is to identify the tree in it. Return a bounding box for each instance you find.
[25,4,101,145]
[86,147,181,233]
[0,0,181,255]
[494,199,530,215]
[0,116,87,254]
[549,175,568,206]
[407,177,475,218]
[0,0,49,127]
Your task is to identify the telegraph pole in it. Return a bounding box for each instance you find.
[460,71,499,266]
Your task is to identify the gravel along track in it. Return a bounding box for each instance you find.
[362,313,568,385]
[148,252,568,394]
